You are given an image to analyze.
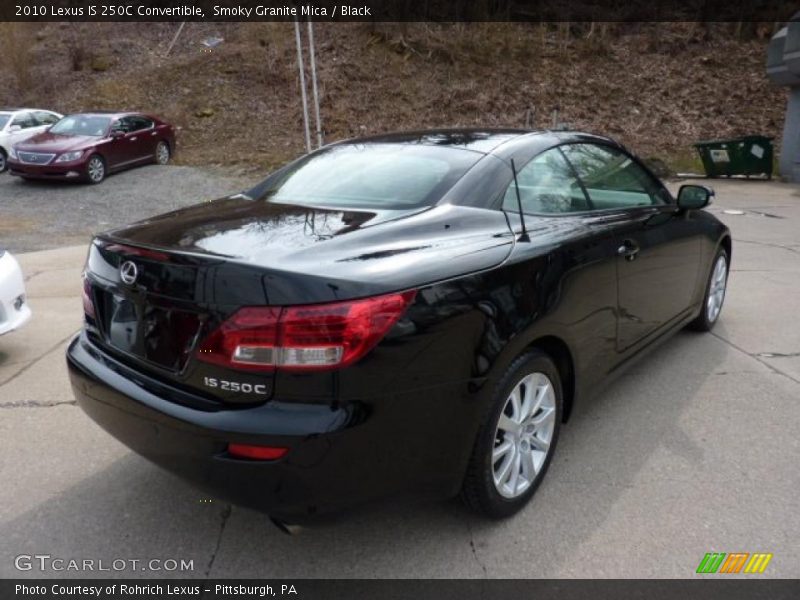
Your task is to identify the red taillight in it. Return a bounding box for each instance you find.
[82,275,95,319]
[227,443,288,461]
[279,291,416,370]
[197,307,281,371]
[197,290,416,372]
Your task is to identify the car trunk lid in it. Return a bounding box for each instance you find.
[84,240,279,405]
[83,195,516,406]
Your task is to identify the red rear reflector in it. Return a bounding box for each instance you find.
[227,443,288,461]
[196,290,416,372]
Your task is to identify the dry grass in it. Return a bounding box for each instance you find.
[0,23,37,94]
[88,80,143,111]
[0,22,785,173]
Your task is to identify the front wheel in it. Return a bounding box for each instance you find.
[461,350,562,518]
[85,155,106,184]
[154,141,170,165]
[688,248,728,332]
[0,149,7,173]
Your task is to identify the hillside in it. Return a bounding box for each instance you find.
[0,21,786,174]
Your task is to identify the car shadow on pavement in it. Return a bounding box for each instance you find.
[0,330,726,579]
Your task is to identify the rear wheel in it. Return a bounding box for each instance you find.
[689,248,728,331]
[461,350,562,518]
[155,141,170,165]
[86,155,105,184]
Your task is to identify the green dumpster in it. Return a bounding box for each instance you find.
[693,135,774,179]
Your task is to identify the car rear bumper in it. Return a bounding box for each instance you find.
[66,333,479,520]
[0,252,32,335]
[8,159,85,180]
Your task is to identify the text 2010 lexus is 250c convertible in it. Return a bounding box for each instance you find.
[67,130,731,524]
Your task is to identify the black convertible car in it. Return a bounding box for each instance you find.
[67,130,731,524]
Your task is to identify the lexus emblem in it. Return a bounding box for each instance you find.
[119,261,139,285]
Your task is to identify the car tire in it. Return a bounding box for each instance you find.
[461,349,562,518]
[688,248,729,332]
[154,141,170,165]
[85,154,106,184]
[0,149,7,173]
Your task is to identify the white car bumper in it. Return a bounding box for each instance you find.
[0,251,32,335]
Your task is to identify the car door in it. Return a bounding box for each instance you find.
[104,118,133,168]
[561,143,703,352]
[499,147,626,382]
[8,112,39,145]
[123,116,156,163]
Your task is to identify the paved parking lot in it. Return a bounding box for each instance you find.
[0,176,798,578]
[0,166,251,253]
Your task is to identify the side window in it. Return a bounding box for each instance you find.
[34,111,60,126]
[11,112,36,129]
[501,148,590,214]
[127,116,154,132]
[560,143,666,209]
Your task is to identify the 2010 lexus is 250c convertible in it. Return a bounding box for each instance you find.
[67,130,731,524]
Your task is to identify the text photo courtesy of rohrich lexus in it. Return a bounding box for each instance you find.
[1,5,799,595]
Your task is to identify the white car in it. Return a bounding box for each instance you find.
[0,249,31,335]
[0,108,63,173]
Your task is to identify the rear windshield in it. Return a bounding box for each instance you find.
[247,144,483,209]
[50,115,111,137]
[0,114,10,129]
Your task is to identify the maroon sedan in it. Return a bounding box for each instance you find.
[8,112,175,184]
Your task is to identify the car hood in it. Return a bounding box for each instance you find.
[15,132,102,153]
[99,196,516,301]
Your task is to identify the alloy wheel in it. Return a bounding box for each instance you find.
[156,142,170,165]
[706,254,727,323]
[87,157,105,183]
[492,372,557,499]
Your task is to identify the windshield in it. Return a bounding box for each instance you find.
[50,115,111,137]
[247,144,483,209]
[0,114,10,129]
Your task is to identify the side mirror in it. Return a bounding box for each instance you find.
[8,125,21,133]
[677,184,714,210]
[110,130,125,139]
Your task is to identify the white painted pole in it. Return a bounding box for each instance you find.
[307,21,323,148]
[294,18,312,153]
[165,21,186,57]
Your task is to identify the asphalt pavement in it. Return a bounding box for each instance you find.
[0,165,252,253]
[0,176,798,578]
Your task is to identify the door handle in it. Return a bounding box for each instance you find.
[130,136,137,141]
[617,239,640,261]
